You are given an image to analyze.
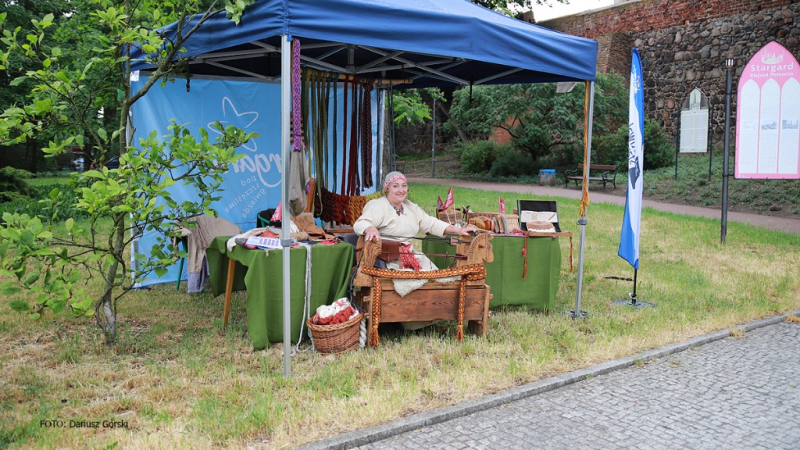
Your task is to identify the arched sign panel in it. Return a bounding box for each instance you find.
[680,88,709,153]
[735,41,800,179]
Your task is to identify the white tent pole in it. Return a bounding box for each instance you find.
[573,81,595,319]
[280,34,292,377]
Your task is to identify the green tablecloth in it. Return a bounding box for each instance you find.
[206,236,353,350]
[423,235,561,311]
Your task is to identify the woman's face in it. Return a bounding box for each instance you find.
[386,179,408,205]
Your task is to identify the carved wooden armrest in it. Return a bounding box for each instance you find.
[457,232,494,267]
[353,236,381,287]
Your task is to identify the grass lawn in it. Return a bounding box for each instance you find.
[400,150,800,219]
[1,182,799,449]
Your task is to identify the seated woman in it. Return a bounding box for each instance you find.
[353,171,477,270]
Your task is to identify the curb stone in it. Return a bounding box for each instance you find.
[297,309,800,450]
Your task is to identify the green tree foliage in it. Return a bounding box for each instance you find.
[390,0,566,132]
[471,0,568,16]
[448,73,629,171]
[392,89,431,126]
[0,0,75,171]
[0,0,256,343]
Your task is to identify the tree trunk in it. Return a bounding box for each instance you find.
[437,101,469,145]
[102,296,116,343]
[96,213,126,344]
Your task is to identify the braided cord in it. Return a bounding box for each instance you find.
[580,80,591,216]
[457,278,466,341]
[291,39,303,151]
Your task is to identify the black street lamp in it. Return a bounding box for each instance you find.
[721,54,735,244]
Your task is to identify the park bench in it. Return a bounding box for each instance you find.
[564,163,619,189]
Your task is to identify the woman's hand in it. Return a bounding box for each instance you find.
[457,224,479,236]
[444,224,478,236]
[363,226,381,242]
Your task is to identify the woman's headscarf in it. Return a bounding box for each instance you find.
[383,171,406,192]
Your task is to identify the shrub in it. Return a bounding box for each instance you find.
[0,182,88,223]
[591,128,627,167]
[460,140,510,174]
[0,166,33,195]
[489,148,537,178]
[592,118,675,170]
[642,119,675,170]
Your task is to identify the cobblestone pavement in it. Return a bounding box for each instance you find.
[358,321,800,450]
[301,317,800,450]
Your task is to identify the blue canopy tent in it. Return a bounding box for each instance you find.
[130,0,599,375]
[131,0,597,85]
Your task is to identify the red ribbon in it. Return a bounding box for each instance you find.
[400,244,422,271]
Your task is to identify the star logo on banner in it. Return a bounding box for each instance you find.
[208,97,259,152]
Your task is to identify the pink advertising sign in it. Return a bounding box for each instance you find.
[735,41,800,179]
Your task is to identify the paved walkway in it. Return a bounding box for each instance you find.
[407,177,800,234]
[300,313,800,450]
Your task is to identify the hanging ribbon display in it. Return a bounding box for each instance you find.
[331,74,338,194]
[303,68,330,216]
[315,186,382,226]
[341,75,350,194]
[293,58,377,199]
[360,80,373,189]
[347,76,360,196]
[302,67,311,154]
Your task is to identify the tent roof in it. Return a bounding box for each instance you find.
[131,0,597,87]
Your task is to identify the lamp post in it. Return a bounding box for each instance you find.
[721,54,734,244]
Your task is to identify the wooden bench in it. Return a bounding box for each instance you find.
[564,163,619,189]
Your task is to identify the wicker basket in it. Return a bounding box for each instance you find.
[307,314,362,355]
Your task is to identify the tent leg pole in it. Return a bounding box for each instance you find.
[281,34,292,378]
[572,81,595,319]
[573,217,588,317]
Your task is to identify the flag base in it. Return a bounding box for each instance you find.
[613,293,655,309]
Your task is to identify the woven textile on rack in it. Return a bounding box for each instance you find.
[314,186,382,226]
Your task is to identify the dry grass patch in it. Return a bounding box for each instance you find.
[729,329,746,338]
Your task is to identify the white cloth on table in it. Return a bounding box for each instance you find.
[225,222,301,253]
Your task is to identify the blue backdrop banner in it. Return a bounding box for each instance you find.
[130,76,376,287]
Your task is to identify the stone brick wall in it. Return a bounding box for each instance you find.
[541,0,800,144]
[543,0,796,41]
[597,33,634,76]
